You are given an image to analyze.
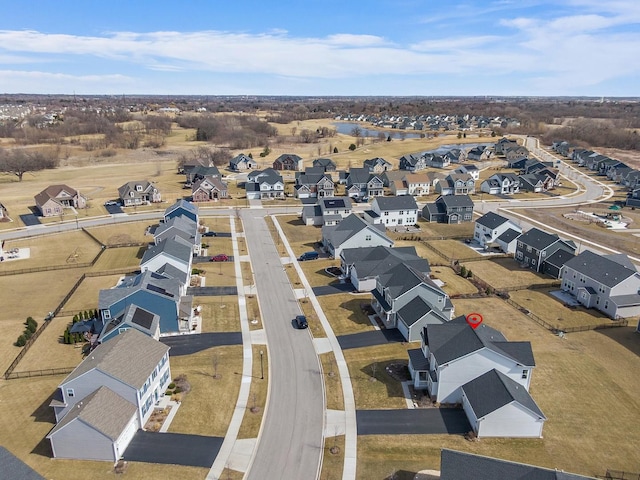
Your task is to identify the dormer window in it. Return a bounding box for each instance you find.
[136,185,143,192]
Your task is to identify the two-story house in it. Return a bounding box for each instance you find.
[515,227,576,273]
[371,263,454,341]
[322,213,392,259]
[245,168,285,200]
[312,158,337,172]
[560,250,640,319]
[494,137,518,156]
[399,153,427,172]
[35,184,87,217]
[422,195,474,224]
[164,199,199,224]
[473,212,522,250]
[402,173,431,196]
[407,317,535,403]
[273,153,303,171]
[293,172,335,199]
[141,236,193,286]
[301,196,353,226]
[191,175,228,202]
[425,153,451,169]
[118,180,161,206]
[363,157,392,173]
[229,153,257,171]
[436,173,476,195]
[345,168,384,199]
[454,164,480,180]
[365,195,419,229]
[153,215,201,257]
[47,329,171,462]
[481,173,521,195]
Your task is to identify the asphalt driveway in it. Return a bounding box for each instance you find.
[187,286,238,296]
[19,214,41,226]
[356,409,470,435]
[337,329,406,350]
[312,283,356,296]
[161,332,242,356]
[124,431,223,467]
[104,204,124,214]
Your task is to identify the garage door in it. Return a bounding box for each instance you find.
[116,415,140,459]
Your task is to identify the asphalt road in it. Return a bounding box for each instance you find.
[241,209,324,480]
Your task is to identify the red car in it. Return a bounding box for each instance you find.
[210,254,229,262]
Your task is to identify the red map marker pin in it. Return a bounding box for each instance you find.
[466,313,483,330]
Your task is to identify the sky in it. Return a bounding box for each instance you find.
[0,0,639,97]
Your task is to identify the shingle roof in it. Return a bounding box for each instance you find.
[62,329,168,389]
[373,195,418,211]
[544,249,575,269]
[425,319,534,366]
[397,296,447,327]
[476,211,510,229]
[341,246,430,279]
[98,270,181,311]
[0,446,45,480]
[141,236,192,266]
[322,214,390,248]
[439,194,474,209]
[563,250,637,287]
[440,449,596,480]
[47,386,137,441]
[34,184,80,207]
[517,227,562,250]
[496,228,521,243]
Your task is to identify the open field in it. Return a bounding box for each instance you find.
[428,239,482,261]
[466,257,560,290]
[88,246,143,271]
[85,221,151,245]
[0,270,86,373]
[391,239,450,266]
[1,230,101,270]
[276,214,321,256]
[300,298,327,338]
[59,274,123,313]
[0,375,209,480]
[236,345,269,440]
[168,345,243,437]
[317,293,377,336]
[198,295,241,333]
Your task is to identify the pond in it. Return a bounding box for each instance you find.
[332,122,423,139]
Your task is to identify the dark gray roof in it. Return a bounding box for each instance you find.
[496,228,521,243]
[397,296,448,327]
[320,197,352,211]
[0,447,45,480]
[141,236,192,266]
[302,205,321,218]
[543,248,575,269]
[440,449,596,480]
[439,194,474,209]
[563,250,637,287]
[341,245,430,279]
[517,228,562,250]
[476,211,510,229]
[603,253,638,271]
[408,347,429,371]
[425,319,534,366]
[247,168,283,185]
[610,294,640,307]
[99,270,181,310]
[322,214,390,248]
[373,195,418,211]
[313,158,336,168]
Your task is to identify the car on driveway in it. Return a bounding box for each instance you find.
[210,254,229,262]
[203,231,217,237]
[298,251,319,261]
[295,315,308,329]
[104,201,119,206]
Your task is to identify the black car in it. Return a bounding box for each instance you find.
[203,231,217,237]
[295,315,308,329]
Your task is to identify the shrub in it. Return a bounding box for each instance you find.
[333,147,338,153]
[173,387,182,394]
[459,266,468,277]
[466,269,473,278]
[165,389,174,395]
[14,335,26,347]
[168,382,176,389]
[348,143,356,151]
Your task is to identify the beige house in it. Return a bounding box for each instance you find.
[118,181,162,206]
[35,184,87,217]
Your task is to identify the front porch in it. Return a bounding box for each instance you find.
[371,289,396,329]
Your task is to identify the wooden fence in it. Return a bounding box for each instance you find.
[4,367,75,380]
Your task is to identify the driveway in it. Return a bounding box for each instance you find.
[187,286,238,296]
[161,332,242,356]
[124,431,223,467]
[193,255,234,264]
[19,214,41,226]
[104,204,124,215]
[356,409,470,435]
[312,283,356,296]
[337,329,406,350]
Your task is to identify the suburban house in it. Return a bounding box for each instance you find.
[363,157,392,173]
[47,329,171,462]
[425,153,451,169]
[229,153,257,171]
[98,304,160,343]
[301,196,353,227]
[422,195,474,224]
[0,446,45,480]
[407,317,535,404]
[461,369,546,437]
[439,449,597,479]
[185,164,221,184]
[340,245,430,292]
[98,270,194,335]
[345,168,384,199]
[552,140,572,157]
[118,181,161,206]
[312,158,337,172]
[494,137,518,156]
[364,195,419,229]
[389,179,408,196]
[540,248,575,279]
[626,187,640,208]
[515,227,576,273]
[473,212,522,249]
[504,145,529,163]
[399,153,427,172]
[402,173,431,196]
[371,263,453,341]
[35,184,87,217]
[191,175,228,202]
[443,148,464,164]
[140,236,193,283]
[481,173,521,195]
[153,215,201,257]
[272,153,303,171]
[519,173,553,193]
[466,145,491,161]
[454,164,480,180]
[322,213,392,259]
[245,168,285,200]
[294,172,335,199]
[436,173,476,195]
[164,199,199,224]
[560,250,640,319]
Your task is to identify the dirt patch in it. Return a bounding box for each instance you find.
[385,362,411,382]
[144,406,172,432]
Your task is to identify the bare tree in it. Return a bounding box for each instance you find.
[0,148,59,181]
[350,125,362,138]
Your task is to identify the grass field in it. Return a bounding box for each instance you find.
[319,352,344,411]
[321,434,345,480]
[201,262,237,286]
[298,258,341,287]
[391,239,450,266]
[59,274,123,313]
[85,221,152,245]
[88,246,143,271]
[317,293,377,336]
[275,214,321,255]
[428,266,478,296]
[467,257,560,290]
[236,345,269,440]
[198,295,241,333]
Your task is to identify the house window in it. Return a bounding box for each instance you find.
[399,211,404,215]
[66,388,75,397]
[136,185,143,192]
[522,370,528,379]
[102,310,111,320]
[365,235,371,241]
[526,246,532,253]
[384,211,389,216]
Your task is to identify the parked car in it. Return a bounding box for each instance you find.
[203,231,217,237]
[295,315,308,329]
[210,254,229,262]
[298,251,319,261]
[104,201,119,206]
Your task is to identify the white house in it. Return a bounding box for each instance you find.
[407,317,535,404]
[246,168,285,200]
[473,212,522,249]
[461,369,546,438]
[403,173,431,196]
[322,214,392,259]
[140,235,193,283]
[454,164,480,180]
[365,195,419,229]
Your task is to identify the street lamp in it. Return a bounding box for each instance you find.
[260,350,264,379]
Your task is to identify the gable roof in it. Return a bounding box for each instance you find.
[230,153,255,166]
[319,196,352,211]
[141,236,192,266]
[438,194,474,209]
[164,199,198,218]
[47,386,137,441]
[99,269,182,309]
[373,195,418,211]
[543,248,575,269]
[476,211,511,229]
[0,447,45,480]
[425,318,535,366]
[274,153,302,165]
[440,449,596,480]
[312,158,336,168]
[322,213,390,248]
[517,227,564,250]
[118,180,155,198]
[341,245,430,278]
[397,296,448,326]
[563,250,637,287]
[462,369,545,419]
[247,168,283,185]
[496,228,521,244]
[35,184,80,206]
[61,328,169,389]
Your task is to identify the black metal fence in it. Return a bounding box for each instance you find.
[599,470,640,480]
[5,367,75,380]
